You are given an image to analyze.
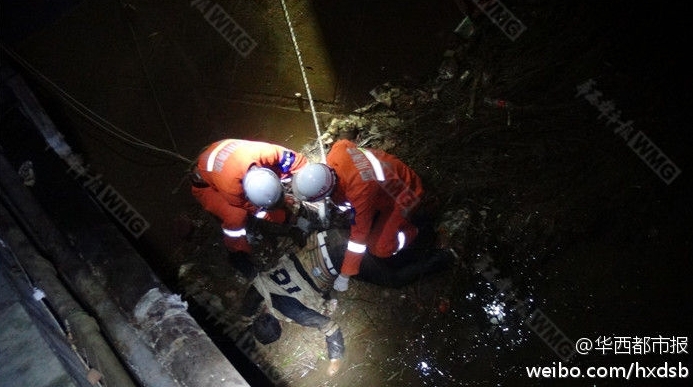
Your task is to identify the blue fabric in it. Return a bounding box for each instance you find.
[279,151,295,174]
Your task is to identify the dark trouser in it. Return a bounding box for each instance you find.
[324,216,452,288]
[270,294,345,359]
[343,247,453,288]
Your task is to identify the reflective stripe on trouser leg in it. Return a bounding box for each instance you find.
[223,227,247,238]
[396,231,406,253]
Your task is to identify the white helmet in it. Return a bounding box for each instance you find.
[243,167,283,208]
[292,163,335,201]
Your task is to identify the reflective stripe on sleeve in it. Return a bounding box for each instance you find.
[205,139,234,171]
[223,227,247,238]
[347,240,367,253]
[359,149,386,181]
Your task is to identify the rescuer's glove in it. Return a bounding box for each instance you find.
[333,274,350,292]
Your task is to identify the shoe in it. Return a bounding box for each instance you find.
[327,358,342,376]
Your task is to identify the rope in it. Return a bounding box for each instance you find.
[1,44,193,165]
[121,1,180,154]
[279,0,326,163]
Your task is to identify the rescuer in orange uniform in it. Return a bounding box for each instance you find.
[291,139,426,292]
[191,139,308,264]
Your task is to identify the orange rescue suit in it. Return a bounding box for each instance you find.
[326,139,424,276]
[192,139,307,253]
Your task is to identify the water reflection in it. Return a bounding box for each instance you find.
[483,298,507,325]
[416,360,432,376]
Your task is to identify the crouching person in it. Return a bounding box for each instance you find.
[239,253,344,376]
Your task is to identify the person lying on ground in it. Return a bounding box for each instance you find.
[238,246,344,377]
[234,224,453,376]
